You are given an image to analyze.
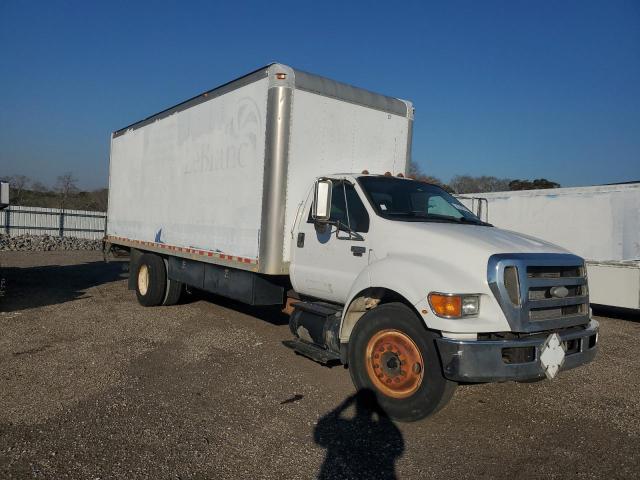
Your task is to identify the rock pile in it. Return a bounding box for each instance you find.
[0,234,103,252]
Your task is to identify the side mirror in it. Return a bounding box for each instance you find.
[0,181,8,210]
[312,179,332,222]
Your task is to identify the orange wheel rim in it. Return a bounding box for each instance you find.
[365,329,424,399]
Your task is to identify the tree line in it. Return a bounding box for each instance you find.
[2,164,561,210]
[408,162,560,194]
[0,173,108,211]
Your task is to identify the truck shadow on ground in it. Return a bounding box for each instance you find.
[185,289,291,326]
[0,260,127,312]
[314,389,404,480]
[592,305,639,322]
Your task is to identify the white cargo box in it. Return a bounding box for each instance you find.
[107,63,413,274]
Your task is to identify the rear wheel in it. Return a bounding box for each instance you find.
[135,253,167,307]
[162,276,183,306]
[348,302,456,422]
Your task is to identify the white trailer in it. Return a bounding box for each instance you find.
[106,64,598,421]
[107,64,412,276]
[458,183,640,310]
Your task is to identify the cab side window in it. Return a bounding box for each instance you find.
[308,181,370,233]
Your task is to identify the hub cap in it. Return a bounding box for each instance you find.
[365,329,424,399]
[138,264,149,296]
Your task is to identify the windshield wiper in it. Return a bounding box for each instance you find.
[435,214,492,226]
[383,212,460,223]
[458,216,493,226]
[383,211,492,226]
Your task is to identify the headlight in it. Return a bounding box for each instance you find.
[428,293,480,318]
[461,296,480,315]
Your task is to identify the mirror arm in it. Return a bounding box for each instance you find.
[331,220,364,241]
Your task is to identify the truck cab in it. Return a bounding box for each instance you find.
[287,173,598,420]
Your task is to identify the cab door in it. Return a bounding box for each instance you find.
[290,179,371,304]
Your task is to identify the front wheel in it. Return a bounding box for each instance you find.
[348,302,456,422]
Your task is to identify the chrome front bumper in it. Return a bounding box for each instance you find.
[436,320,599,383]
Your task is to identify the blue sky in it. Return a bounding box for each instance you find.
[1,0,638,190]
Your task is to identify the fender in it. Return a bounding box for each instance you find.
[340,253,510,342]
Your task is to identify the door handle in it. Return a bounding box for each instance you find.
[297,233,305,248]
[351,246,366,257]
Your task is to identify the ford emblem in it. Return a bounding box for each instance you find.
[550,286,569,298]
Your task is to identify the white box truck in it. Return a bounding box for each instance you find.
[106,64,598,421]
[458,184,640,311]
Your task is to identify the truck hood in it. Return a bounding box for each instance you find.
[370,221,576,308]
[367,221,578,334]
[384,222,571,258]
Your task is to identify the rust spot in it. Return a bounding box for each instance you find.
[282,296,300,316]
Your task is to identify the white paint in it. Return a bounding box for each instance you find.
[540,333,565,379]
[107,73,410,266]
[457,184,640,309]
[290,174,572,337]
[290,180,370,304]
[284,89,409,261]
[458,184,640,262]
[587,261,640,309]
[108,78,268,259]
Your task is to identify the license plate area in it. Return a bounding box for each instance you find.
[540,333,566,379]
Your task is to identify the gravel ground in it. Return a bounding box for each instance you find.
[0,234,102,252]
[0,251,638,479]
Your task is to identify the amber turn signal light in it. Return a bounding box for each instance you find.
[428,293,480,318]
[428,293,462,317]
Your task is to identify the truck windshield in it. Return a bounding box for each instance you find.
[357,176,490,225]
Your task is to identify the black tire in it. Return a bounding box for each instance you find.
[348,302,456,422]
[135,253,167,307]
[162,276,183,306]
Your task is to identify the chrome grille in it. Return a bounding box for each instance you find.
[504,266,520,305]
[524,264,588,322]
[527,265,583,279]
[528,285,584,301]
[488,254,590,333]
[529,304,587,321]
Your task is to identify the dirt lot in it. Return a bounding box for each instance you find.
[0,251,639,479]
